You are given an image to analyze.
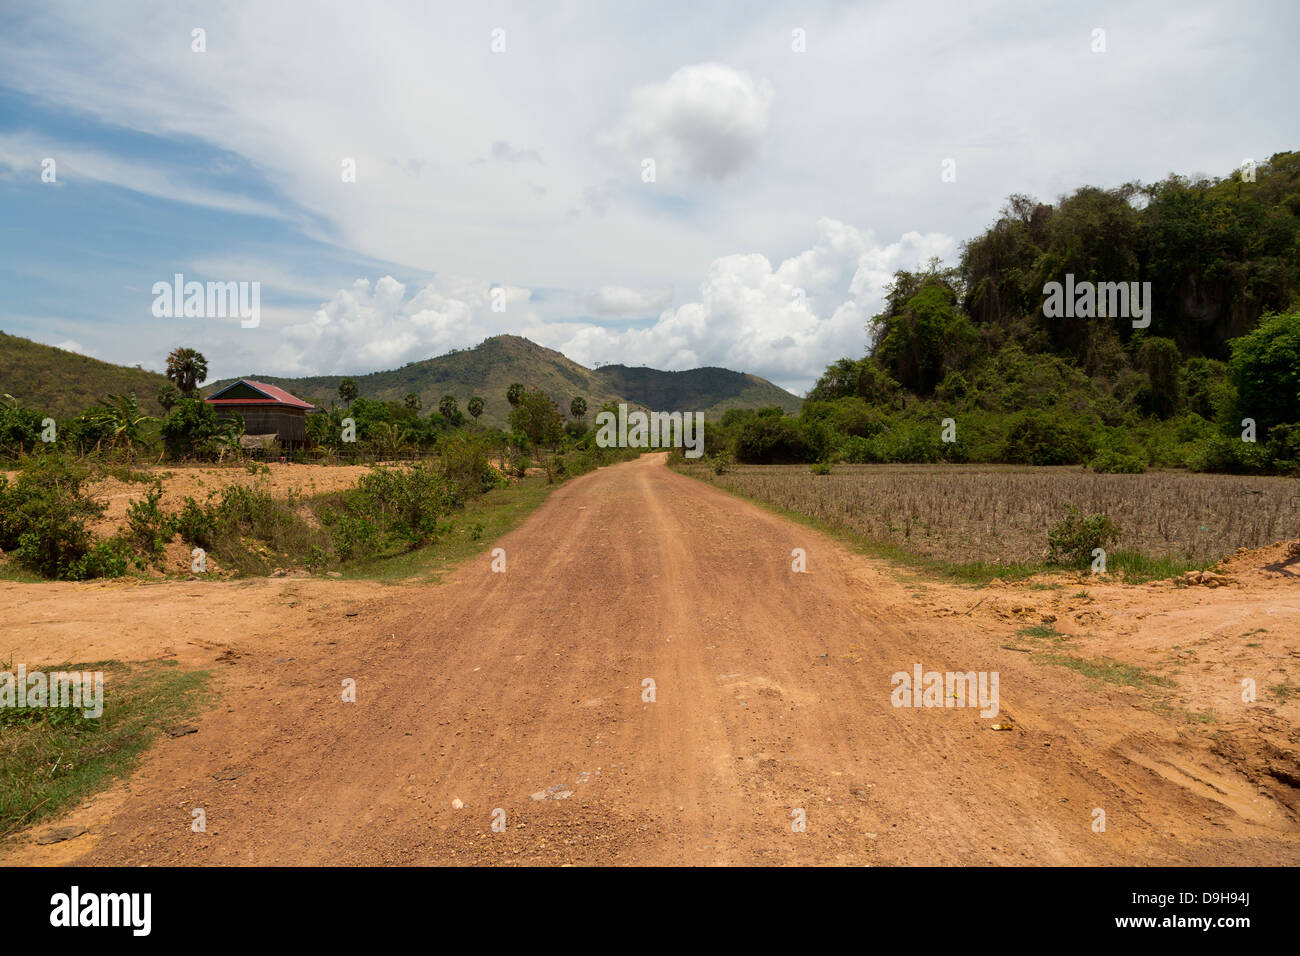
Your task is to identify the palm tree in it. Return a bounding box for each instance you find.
[94,393,157,455]
[404,392,422,413]
[439,394,459,421]
[570,396,588,419]
[467,396,485,421]
[165,348,208,396]
[506,382,524,407]
[338,378,359,404]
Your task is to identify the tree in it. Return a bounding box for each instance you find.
[1228,309,1300,433]
[165,347,208,396]
[508,388,564,450]
[157,382,182,412]
[506,382,524,407]
[871,276,978,395]
[807,358,859,401]
[570,396,587,419]
[1135,336,1181,419]
[92,393,157,455]
[439,394,459,421]
[338,378,359,404]
[403,392,422,413]
[467,396,485,420]
[160,398,240,460]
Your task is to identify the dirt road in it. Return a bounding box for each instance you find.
[4,454,1298,865]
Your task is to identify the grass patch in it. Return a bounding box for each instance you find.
[1016,624,1065,641]
[1040,652,1175,689]
[0,658,209,839]
[1151,701,1219,725]
[1268,679,1298,702]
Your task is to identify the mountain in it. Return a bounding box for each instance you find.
[0,331,171,417]
[593,364,802,419]
[207,335,802,423]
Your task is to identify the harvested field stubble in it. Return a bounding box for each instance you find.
[682,463,1299,566]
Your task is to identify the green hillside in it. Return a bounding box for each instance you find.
[208,335,802,424]
[702,149,1300,474]
[0,331,170,417]
[594,364,802,418]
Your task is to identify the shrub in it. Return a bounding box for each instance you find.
[174,497,218,550]
[810,461,833,475]
[439,433,503,503]
[66,537,136,579]
[1048,505,1120,564]
[735,415,819,463]
[122,481,174,562]
[1088,449,1148,474]
[0,455,104,578]
[351,463,451,548]
[1187,433,1272,474]
[1002,411,1092,465]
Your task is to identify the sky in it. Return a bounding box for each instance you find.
[0,0,1296,395]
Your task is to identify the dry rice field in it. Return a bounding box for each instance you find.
[681,462,1300,567]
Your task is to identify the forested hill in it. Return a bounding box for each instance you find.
[717,151,1300,474]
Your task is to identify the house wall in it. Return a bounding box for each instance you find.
[214,404,308,446]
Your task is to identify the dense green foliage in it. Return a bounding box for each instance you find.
[706,152,1300,473]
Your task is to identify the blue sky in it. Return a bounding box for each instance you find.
[1,0,1297,394]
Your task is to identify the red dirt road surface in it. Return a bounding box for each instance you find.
[3,454,1298,865]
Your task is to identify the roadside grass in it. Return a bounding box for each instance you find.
[0,565,47,584]
[1039,652,1175,689]
[339,473,558,583]
[0,658,209,840]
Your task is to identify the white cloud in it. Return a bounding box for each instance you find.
[557,219,955,391]
[603,63,773,182]
[54,340,88,355]
[269,275,540,375]
[249,218,951,393]
[581,285,673,316]
[0,133,285,219]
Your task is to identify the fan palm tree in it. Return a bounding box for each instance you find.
[165,347,208,396]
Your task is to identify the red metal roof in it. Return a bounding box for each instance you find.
[206,380,314,410]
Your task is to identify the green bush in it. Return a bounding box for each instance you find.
[1088,449,1148,474]
[1187,433,1272,473]
[1047,505,1120,565]
[0,455,104,578]
[173,497,217,550]
[1002,411,1092,465]
[439,433,504,503]
[351,463,451,548]
[122,481,174,562]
